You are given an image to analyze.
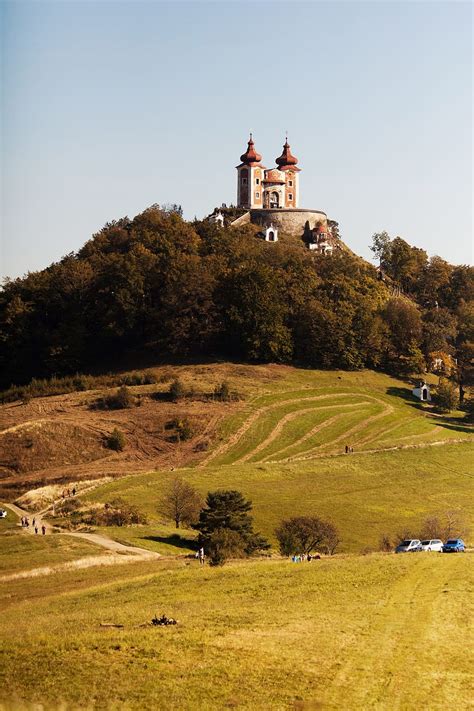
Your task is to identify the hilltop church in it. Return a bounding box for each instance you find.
[210,134,343,254]
[236,134,300,210]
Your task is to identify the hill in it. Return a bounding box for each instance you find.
[1,364,471,502]
[1,205,472,391]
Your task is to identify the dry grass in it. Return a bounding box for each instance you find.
[0,553,471,710]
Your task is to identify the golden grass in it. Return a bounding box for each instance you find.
[0,554,471,710]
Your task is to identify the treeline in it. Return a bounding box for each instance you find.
[1,206,472,389]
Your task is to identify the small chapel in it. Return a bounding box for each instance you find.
[236,134,300,209]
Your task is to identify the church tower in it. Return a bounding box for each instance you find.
[275,139,300,208]
[236,134,265,208]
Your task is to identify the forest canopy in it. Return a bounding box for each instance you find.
[1,206,472,389]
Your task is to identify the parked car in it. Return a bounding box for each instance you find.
[442,539,465,553]
[420,539,443,552]
[395,539,422,553]
[0,509,7,519]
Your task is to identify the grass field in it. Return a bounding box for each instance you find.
[85,442,473,554]
[202,369,472,466]
[0,553,471,710]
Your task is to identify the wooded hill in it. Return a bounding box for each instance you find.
[1,205,472,389]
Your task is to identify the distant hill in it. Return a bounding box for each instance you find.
[1,204,472,391]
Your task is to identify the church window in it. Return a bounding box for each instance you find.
[289,193,293,200]
[242,178,247,185]
[288,180,293,187]
[255,192,260,198]
[256,178,260,185]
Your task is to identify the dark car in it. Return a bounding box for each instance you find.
[442,539,465,553]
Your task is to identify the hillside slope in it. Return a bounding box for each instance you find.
[0,364,471,500]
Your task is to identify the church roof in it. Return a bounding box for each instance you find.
[238,133,263,167]
[276,139,301,171]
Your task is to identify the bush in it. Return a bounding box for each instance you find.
[379,534,392,552]
[275,516,339,556]
[95,385,136,410]
[56,497,83,516]
[214,381,232,401]
[121,371,157,386]
[207,528,246,566]
[83,498,147,527]
[106,428,126,451]
[168,417,193,442]
[169,378,186,401]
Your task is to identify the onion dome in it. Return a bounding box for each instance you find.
[262,168,285,184]
[239,133,263,166]
[276,139,299,170]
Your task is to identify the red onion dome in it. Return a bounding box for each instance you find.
[240,133,262,165]
[276,139,298,168]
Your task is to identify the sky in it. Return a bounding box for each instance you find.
[1,0,472,279]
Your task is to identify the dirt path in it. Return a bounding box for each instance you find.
[321,556,470,709]
[3,503,160,582]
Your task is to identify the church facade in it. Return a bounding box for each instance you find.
[236,135,300,210]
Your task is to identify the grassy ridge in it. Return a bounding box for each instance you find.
[85,442,473,553]
[205,370,472,466]
[0,554,470,710]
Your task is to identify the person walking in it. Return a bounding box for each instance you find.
[198,547,205,566]
[35,526,38,535]
[41,525,46,535]
[32,517,36,528]
[72,487,76,496]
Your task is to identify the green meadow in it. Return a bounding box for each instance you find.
[85,442,473,554]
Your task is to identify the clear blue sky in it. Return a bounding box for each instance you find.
[1,0,472,279]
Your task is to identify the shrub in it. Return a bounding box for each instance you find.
[84,498,147,527]
[275,516,340,556]
[169,378,186,401]
[172,417,193,442]
[56,498,83,516]
[95,385,136,410]
[214,381,232,401]
[121,371,158,386]
[106,428,126,451]
[379,534,392,552]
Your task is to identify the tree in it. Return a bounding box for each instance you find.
[159,477,203,529]
[370,231,391,269]
[275,516,339,556]
[207,529,246,566]
[435,379,459,413]
[193,490,269,559]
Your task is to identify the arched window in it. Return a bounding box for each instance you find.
[268,231,274,241]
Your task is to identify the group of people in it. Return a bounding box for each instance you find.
[344,445,354,454]
[61,487,76,498]
[291,553,321,563]
[21,516,46,535]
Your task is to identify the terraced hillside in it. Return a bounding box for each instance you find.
[202,370,472,466]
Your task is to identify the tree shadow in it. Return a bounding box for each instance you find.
[142,534,196,550]
[431,420,473,435]
[386,386,425,410]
